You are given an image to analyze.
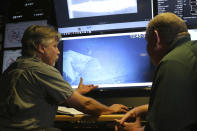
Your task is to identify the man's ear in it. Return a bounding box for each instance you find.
[37,44,45,54]
[154,30,162,49]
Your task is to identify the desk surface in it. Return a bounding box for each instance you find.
[55,114,124,122]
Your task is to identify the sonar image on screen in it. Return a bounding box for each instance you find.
[62,32,154,88]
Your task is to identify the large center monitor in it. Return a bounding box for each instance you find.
[53,0,154,37]
[58,31,154,90]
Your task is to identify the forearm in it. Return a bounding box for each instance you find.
[66,91,114,115]
[82,97,115,115]
[133,104,148,116]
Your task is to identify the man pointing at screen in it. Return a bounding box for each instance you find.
[0,25,128,131]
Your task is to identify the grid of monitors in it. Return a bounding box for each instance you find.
[2,0,197,91]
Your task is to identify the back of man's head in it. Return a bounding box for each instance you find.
[146,12,188,45]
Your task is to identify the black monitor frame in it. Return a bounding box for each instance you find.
[53,0,154,37]
[55,32,154,97]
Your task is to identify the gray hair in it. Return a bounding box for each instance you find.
[21,25,61,57]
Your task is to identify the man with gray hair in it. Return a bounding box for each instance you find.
[0,25,128,131]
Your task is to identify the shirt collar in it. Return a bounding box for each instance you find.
[17,56,41,62]
[168,33,191,51]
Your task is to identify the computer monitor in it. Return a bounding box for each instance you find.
[2,49,22,72]
[156,0,197,29]
[57,31,154,90]
[53,0,154,37]
[189,29,197,40]
[3,20,47,48]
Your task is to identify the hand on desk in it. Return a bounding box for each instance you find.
[115,117,143,131]
[114,104,148,131]
[108,104,129,114]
